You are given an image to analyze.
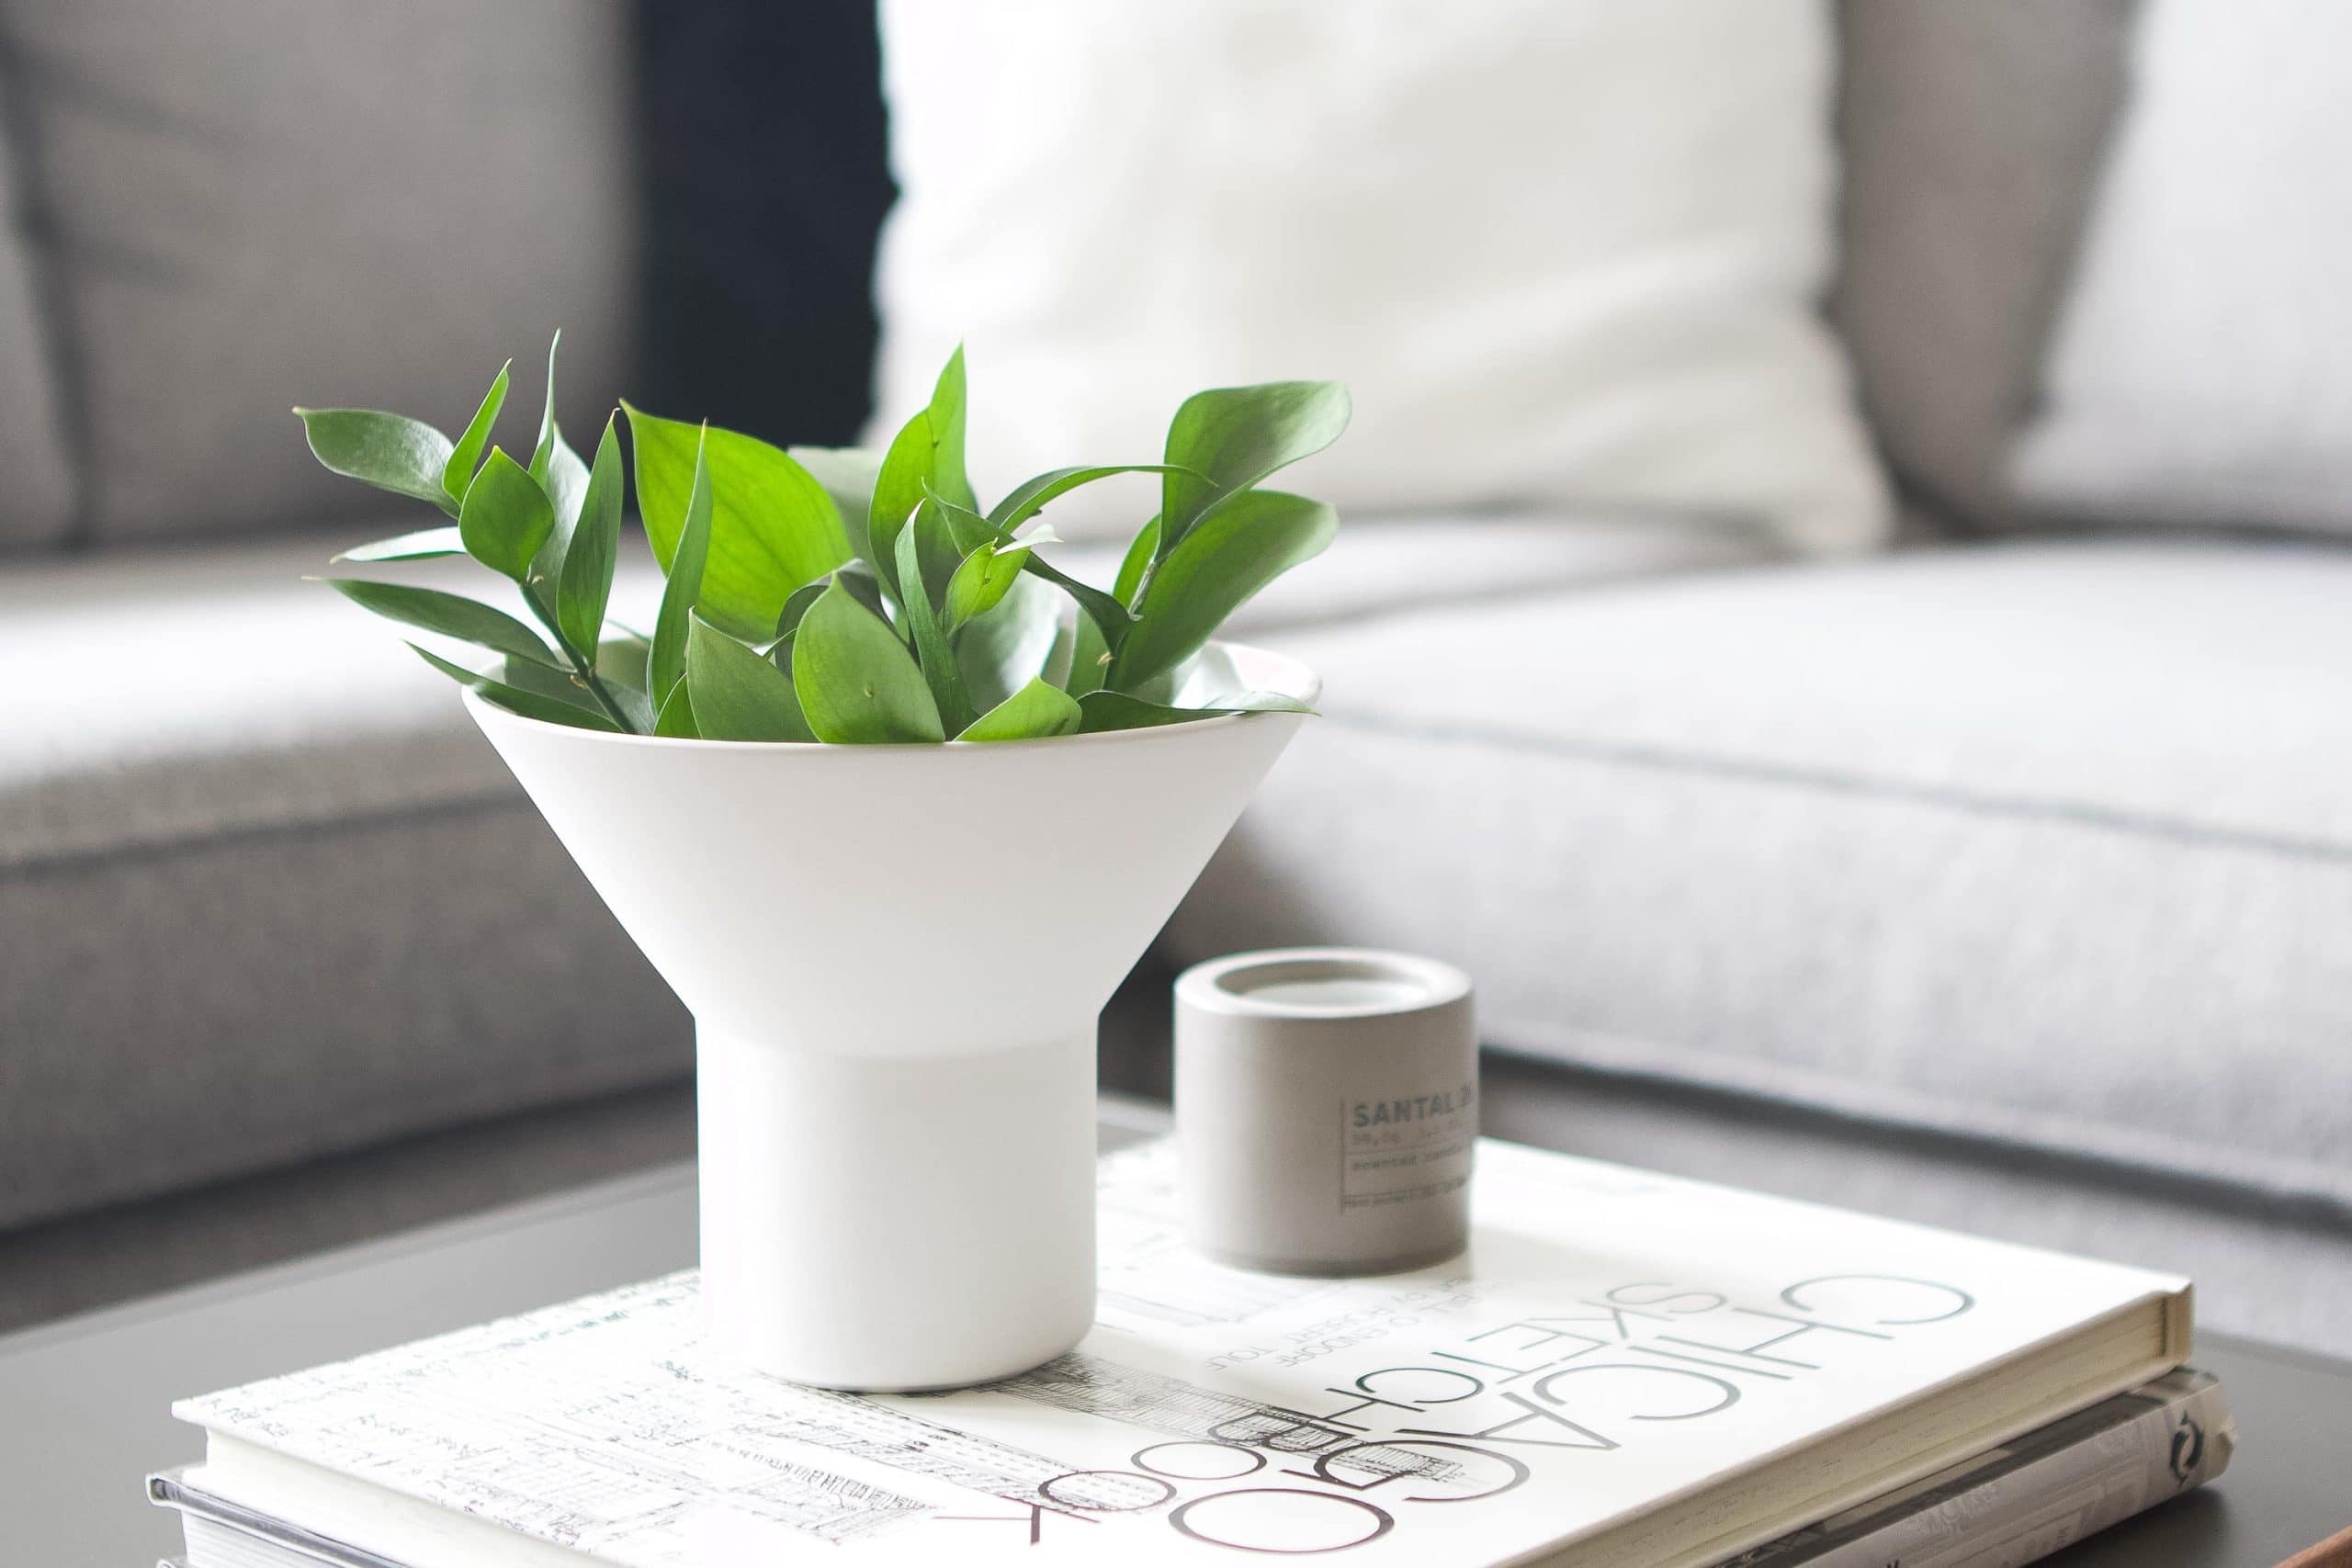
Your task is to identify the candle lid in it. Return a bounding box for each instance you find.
[1175,947,1472,1021]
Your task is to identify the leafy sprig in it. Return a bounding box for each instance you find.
[300,340,1347,743]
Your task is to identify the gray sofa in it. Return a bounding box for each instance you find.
[6,2,2347,1355]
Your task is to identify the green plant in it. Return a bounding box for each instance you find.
[301,339,1347,742]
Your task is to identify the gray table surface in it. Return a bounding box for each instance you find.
[1,1104,2343,1567]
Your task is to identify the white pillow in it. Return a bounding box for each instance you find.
[867,0,1889,553]
[2010,0,2352,535]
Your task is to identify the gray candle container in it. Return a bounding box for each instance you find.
[1174,948,1476,1276]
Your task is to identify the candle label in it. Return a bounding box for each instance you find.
[1340,1081,1477,1210]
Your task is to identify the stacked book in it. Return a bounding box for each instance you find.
[149,1140,2230,1567]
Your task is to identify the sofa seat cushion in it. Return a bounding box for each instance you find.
[0,510,1756,1229]
[0,528,692,1231]
[1168,538,2352,1209]
[1,514,1773,873]
[6,533,547,874]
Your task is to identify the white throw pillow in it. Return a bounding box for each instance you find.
[868,0,1889,554]
[2009,0,2352,535]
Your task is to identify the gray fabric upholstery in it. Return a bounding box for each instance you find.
[1168,539,2352,1210]
[2007,0,2352,540]
[0,790,690,1232]
[1,0,639,545]
[0,512,1756,1231]
[1213,513,1779,637]
[1831,0,2139,533]
[0,528,685,1228]
[0,71,74,549]
[0,529,663,874]
[0,516,1767,874]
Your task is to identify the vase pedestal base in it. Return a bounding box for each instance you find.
[695,1026,1098,1392]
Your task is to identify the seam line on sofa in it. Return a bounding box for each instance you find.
[1321,713,2352,866]
[0,789,534,882]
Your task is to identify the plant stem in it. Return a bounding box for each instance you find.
[575,660,636,732]
[525,586,638,733]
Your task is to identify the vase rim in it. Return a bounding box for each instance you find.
[460,637,1320,754]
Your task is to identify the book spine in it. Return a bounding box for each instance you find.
[1736,1376,2232,1568]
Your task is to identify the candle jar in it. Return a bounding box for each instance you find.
[1173,948,1477,1275]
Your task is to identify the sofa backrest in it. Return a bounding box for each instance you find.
[0,0,639,552]
[2,1,2145,555]
[1829,0,2141,535]
[0,69,74,550]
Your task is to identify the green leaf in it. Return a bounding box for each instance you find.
[442,361,513,502]
[687,613,816,741]
[458,448,556,583]
[495,653,611,719]
[608,682,657,735]
[1113,489,1337,689]
[320,578,558,666]
[597,632,652,684]
[624,404,852,641]
[834,558,900,635]
[1023,550,1135,652]
[926,344,978,512]
[296,409,459,515]
[1076,688,1314,734]
[1066,605,1111,696]
[526,410,592,619]
[924,485,998,554]
[332,525,466,562]
[557,417,624,659]
[956,571,1065,712]
[958,678,1083,742]
[986,464,1193,536]
[543,431,591,526]
[1113,516,1161,607]
[409,644,620,732]
[1076,691,1219,733]
[865,346,979,597]
[789,445,883,563]
[528,333,563,485]
[1160,381,1350,554]
[594,633,659,733]
[908,498,966,609]
[653,682,699,738]
[772,579,829,644]
[792,577,944,744]
[867,409,934,604]
[895,513,975,734]
[942,541,1031,636]
[649,426,715,705]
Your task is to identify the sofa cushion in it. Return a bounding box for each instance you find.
[1214,513,1779,639]
[1168,539,2352,1209]
[872,0,1891,554]
[1832,0,2138,532]
[2008,0,2352,537]
[0,514,1771,873]
[3,0,638,546]
[0,73,75,550]
[0,510,1757,1228]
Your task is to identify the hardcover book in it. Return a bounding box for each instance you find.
[163,1139,2194,1567]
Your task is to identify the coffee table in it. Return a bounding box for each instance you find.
[2,1100,2343,1566]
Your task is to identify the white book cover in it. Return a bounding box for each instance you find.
[175,1140,2190,1567]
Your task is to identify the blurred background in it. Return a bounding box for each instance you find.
[2,0,2347,1356]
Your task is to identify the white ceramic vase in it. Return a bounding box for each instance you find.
[465,641,1316,1392]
